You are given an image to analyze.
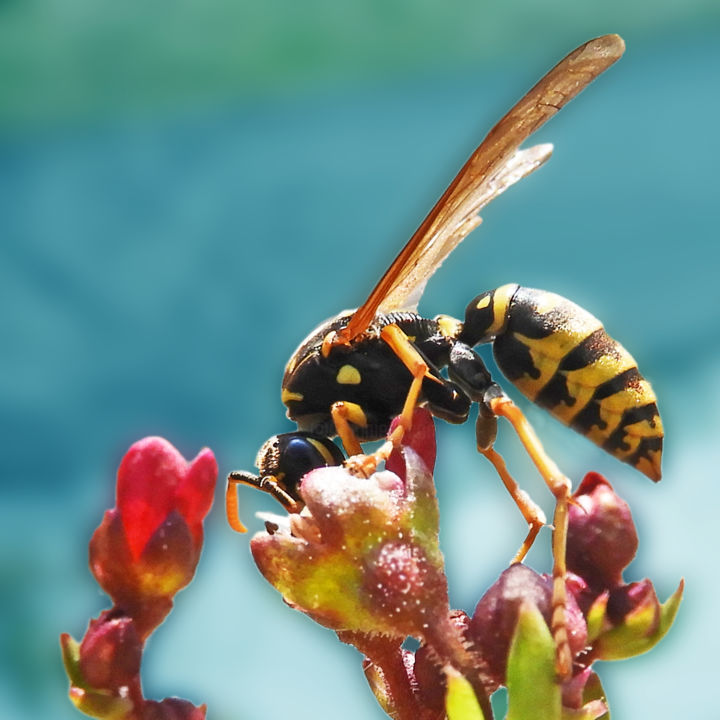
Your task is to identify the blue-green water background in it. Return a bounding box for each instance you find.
[1,3,718,719]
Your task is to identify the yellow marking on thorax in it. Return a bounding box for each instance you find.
[281,388,304,405]
[337,364,362,385]
[488,284,516,337]
[436,315,463,339]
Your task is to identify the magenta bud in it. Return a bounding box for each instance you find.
[78,613,141,691]
[141,698,207,720]
[468,564,587,686]
[567,472,638,589]
[607,579,658,626]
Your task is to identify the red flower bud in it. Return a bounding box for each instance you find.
[117,437,216,561]
[567,472,638,590]
[89,438,217,637]
[251,410,448,639]
[78,612,142,691]
[468,564,587,686]
[141,698,207,720]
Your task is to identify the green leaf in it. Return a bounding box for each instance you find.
[59,633,85,687]
[506,602,561,720]
[68,687,134,719]
[585,592,609,644]
[445,667,486,720]
[595,579,684,661]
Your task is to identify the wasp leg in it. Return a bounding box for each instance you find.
[482,451,546,563]
[448,343,546,563]
[449,341,571,677]
[226,471,302,533]
[381,323,439,439]
[485,388,572,679]
[330,401,385,478]
[341,324,438,478]
[330,401,366,457]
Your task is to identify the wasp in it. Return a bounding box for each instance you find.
[226,34,662,674]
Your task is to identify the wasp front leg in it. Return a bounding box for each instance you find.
[338,324,438,478]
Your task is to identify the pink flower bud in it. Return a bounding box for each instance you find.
[89,438,217,638]
[78,612,141,691]
[141,698,207,720]
[468,564,587,686]
[251,411,448,640]
[116,438,216,561]
[567,472,638,590]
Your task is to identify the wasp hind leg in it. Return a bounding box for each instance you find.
[449,341,572,678]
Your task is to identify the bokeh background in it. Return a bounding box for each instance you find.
[1,1,718,718]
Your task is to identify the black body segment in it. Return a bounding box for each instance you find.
[282,312,471,440]
[460,285,663,481]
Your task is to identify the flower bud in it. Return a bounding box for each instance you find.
[468,564,587,686]
[141,698,207,720]
[78,612,141,691]
[251,410,449,640]
[88,439,217,637]
[116,437,216,561]
[567,472,638,590]
[591,578,684,661]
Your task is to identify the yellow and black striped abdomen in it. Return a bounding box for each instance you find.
[464,285,663,481]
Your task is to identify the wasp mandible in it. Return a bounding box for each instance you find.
[226,36,663,671]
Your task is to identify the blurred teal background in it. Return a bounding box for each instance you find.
[1,2,718,718]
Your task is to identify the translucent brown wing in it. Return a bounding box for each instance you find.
[337,34,625,343]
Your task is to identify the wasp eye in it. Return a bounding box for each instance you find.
[282,436,327,477]
[273,433,345,500]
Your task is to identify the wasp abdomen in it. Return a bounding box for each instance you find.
[461,285,663,481]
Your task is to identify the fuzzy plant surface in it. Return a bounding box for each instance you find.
[248,409,682,720]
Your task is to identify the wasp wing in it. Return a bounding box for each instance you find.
[339,34,625,341]
[381,142,553,312]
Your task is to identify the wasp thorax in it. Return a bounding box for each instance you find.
[460,283,518,346]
